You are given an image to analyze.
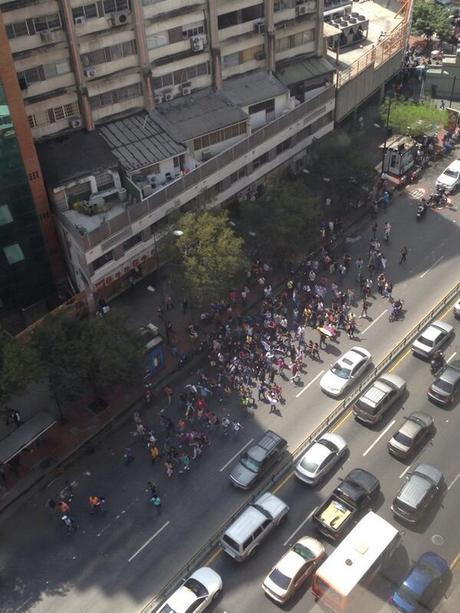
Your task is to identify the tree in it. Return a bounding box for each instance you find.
[239,178,321,263]
[412,0,453,43]
[174,210,248,307]
[306,131,375,210]
[0,331,41,409]
[380,97,448,137]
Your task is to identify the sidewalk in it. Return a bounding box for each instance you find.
[0,98,389,513]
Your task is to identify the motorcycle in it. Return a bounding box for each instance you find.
[416,202,427,221]
[389,300,404,322]
[428,188,448,208]
[430,352,445,375]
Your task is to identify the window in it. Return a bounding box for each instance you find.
[6,14,62,38]
[102,0,129,13]
[292,30,314,46]
[152,73,173,89]
[275,36,290,52]
[72,3,99,20]
[92,251,113,271]
[249,99,275,114]
[223,52,239,68]
[0,205,13,226]
[182,21,205,38]
[147,31,169,49]
[43,59,71,79]
[276,138,291,154]
[6,22,28,38]
[1,0,42,12]
[90,83,142,109]
[253,152,268,169]
[193,121,246,150]
[82,40,136,65]
[3,243,25,265]
[123,233,142,251]
[28,114,37,128]
[218,11,239,29]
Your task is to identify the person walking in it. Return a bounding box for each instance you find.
[360,299,370,319]
[124,447,135,466]
[163,385,173,406]
[146,481,157,497]
[399,246,408,264]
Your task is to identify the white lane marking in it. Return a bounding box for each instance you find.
[362,420,396,457]
[362,309,388,334]
[283,507,319,547]
[219,439,254,472]
[399,463,412,479]
[296,370,325,398]
[448,473,460,491]
[420,255,444,279]
[447,352,457,363]
[128,521,170,562]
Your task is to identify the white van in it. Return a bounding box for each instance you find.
[220,492,289,561]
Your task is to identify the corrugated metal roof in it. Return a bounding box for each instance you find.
[276,56,336,87]
[156,88,248,141]
[98,112,186,172]
[222,70,288,107]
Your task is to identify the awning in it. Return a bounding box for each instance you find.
[276,56,336,87]
[0,412,57,464]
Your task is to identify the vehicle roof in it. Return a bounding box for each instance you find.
[224,505,268,541]
[339,347,370,366]
[359,381,392,408]
[437,364,460,385]
[248,430,285,460]
[303,440,333,466]
[315,512,399,597]
[404,553,448,595]
[346,468,379,494]
[400,412,433,437]
[397,474,432,507]
[414,463,443,485]
[444,159,460,172]
[319,432,347,449]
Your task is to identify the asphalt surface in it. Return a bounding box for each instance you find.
[0,156,459,613]
[208,310,460,613]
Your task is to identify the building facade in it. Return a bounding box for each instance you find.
[1,0,337,301]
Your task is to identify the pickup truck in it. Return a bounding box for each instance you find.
[312,468,380,541]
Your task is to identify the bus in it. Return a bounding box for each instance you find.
[311,511,400,612]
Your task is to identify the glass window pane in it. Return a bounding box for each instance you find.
[4,243,25,264]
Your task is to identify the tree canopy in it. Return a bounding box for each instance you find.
[412,0,453,42]
[0,331,40,408]
[173,209,249,306]
[380,97,448,137]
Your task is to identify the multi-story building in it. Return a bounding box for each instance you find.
[0,13,64,330]
[1,0,337,301]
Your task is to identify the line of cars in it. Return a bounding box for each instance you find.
[155,306,459,613]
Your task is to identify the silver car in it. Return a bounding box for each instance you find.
[295,433,347,485]
[353,373,406,425]
[411,320,454,359]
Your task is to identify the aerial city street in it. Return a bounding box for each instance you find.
[1,0,460,612]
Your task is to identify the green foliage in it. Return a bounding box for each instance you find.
[0,332,41,407]
[240,178,321,262]
[413,0,453,41]
[174,209,248,306]
[380,97,448,137]
[306,130,375,209]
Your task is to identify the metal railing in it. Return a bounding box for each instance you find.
[62,86,335,252]
[141,281,460,613]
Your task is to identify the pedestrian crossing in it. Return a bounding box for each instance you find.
[407,188,426,201]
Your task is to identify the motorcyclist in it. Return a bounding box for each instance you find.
[89,495,106,513]
[431,350,444,371]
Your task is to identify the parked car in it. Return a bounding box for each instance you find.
[388,412,434,459]
[221,492,289,561]
[391,464,444,524]
[435,159,460,193]
[156,567,222,613]
[320,347,372,397]
[353,373,406,425]
[262,536,326,603]
[229,430,287,489]
[312,468,380,540]
[428,361,460,406]
[295,433,347,485]
[391,551,450,612]
[411,321,454,359]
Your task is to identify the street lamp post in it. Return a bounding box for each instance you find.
[381,96,393,175]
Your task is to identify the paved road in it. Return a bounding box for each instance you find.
[208,310,460,613]
[0,158,459,613]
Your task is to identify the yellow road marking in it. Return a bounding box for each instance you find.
[203,546,223,566]
[331,408,353,432]
[388,347,412,373]
[273,470,293,494]
[450,551,460,570]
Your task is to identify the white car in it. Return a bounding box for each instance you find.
[262,536,326,603]
[295,433,348,485]
[156,567,222,613]
[320,347,372,397]
[411,320,454,358]
[435,159,460,193]
[454,298,460,319]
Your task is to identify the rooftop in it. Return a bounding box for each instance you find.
[156,88,248,141]
[37,131,118,188]
[98,112,186,173]
[276,56,336,87]
[222,70,288,107]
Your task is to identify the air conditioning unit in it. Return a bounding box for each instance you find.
[40,30,55,43]
[110,10,130,26]
[296,5,308,15]
[84,67,97,78]
[190,35,205,53]
[255,50,266,60]
[74,15,86,25]
[154,94,164,104]
[254,21,265,33]
[181,85,191,96]
[164,91,173,101]
[69,117,83,129]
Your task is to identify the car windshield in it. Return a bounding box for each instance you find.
[269,568,291,590]
[293,543,316,561]
[443,168,458,179]
[434,378,453,392]
[320,439,338,453]
[418,335,434,347]
[240,453,261,473]
[393,431,413,446]
[331,364,351,379]
[183,578,208,598]
[396,584,418,606]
